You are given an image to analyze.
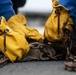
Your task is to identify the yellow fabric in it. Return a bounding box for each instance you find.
[52,0,59,6]
[0,16,30,62]
[7,14,44,42]
[44,1,74,42]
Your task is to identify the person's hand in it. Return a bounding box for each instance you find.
[0,16,30,62]
[7,14,44,43]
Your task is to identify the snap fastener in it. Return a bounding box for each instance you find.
[55,9,60,15]
[5,28,9,33]
[0,30,2,35]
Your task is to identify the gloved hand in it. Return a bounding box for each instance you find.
[44,0,74,42]
[0,16,30,62]
[7,14,44,43]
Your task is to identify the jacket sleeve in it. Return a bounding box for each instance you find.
[0,0,15,20]
[58,0,76,25]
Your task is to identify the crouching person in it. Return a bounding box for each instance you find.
[0,16,30,62]
[0,0,44,67]
[44,0,76,71]
[58,0,76,71]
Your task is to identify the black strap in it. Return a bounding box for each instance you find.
[4,30,6,51]
[55,9,60,37]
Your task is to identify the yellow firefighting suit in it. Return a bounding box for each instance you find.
[0,14,44,62]
[44,0,74,43]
